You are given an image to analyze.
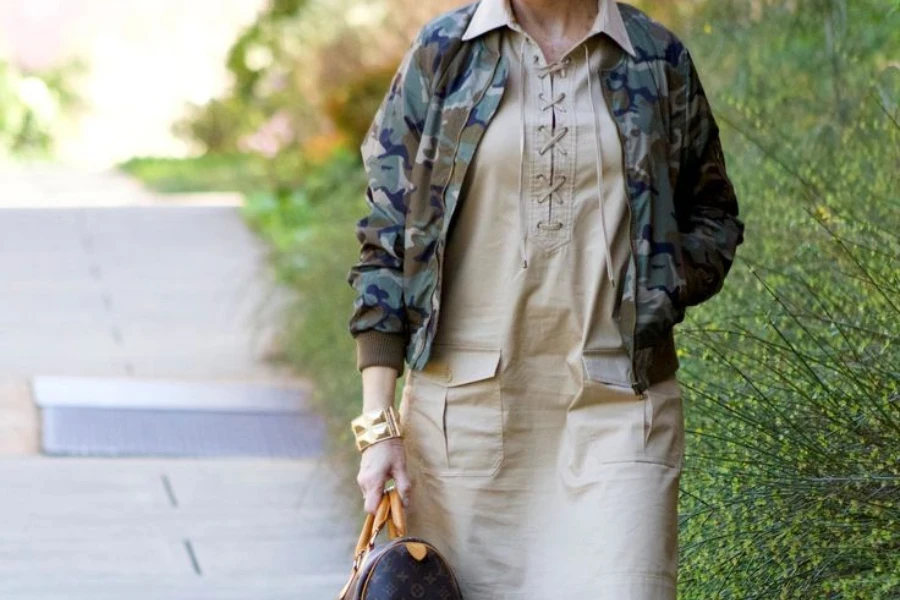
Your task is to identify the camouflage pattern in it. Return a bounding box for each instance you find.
[347,2,744,393]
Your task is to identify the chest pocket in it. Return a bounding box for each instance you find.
[405,347,503,477]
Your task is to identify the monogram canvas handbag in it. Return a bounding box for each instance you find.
[337,488,464,600]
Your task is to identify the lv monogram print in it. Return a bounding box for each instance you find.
[358,540,462,600]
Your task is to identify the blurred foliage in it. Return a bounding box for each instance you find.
[320,60,396,148]
[242,149,367,443]
[0,58,83,159]
[171,0,460,190]
[215,0,900,596]
[172,98,251,155]
[120,153,270,194]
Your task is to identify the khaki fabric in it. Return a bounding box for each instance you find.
[398,4,685,598]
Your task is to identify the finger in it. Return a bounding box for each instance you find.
[392,465,413,509]
[356,470,370,498]
[364,483,383,515]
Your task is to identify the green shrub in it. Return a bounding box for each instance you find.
[323,63,396,149]
[172,99,258,155]
[0,59,83,159]
[674,2,900,596]
[175,1,462,189]
[678,132,900,596]
[243,150,367,444]
[119,153,270,194]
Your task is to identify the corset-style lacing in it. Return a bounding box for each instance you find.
[537,125,569,156]
[514,37,616,284]
[538,92,566,113]
[535,173,565,204]
[536,60,569,79]
[516,38,577,269]
[531,57,574,245]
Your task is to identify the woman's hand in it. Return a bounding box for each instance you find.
[356,365,407,514]
[357,437,412,515]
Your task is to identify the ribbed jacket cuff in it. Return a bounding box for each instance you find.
[355,331,406,375]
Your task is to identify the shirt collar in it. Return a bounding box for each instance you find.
[461,0,636,58]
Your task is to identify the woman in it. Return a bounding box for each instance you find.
[347,0,744,597]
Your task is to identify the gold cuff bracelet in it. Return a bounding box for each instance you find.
[351,406,402,452]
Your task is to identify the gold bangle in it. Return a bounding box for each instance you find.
[351,406,402,452]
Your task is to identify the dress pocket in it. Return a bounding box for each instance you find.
[562,368,684,486]
[581,352,633,389]
[405,347,503,477]
[641,376,685,469]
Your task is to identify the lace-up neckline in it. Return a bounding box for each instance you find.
[513,37,616,286]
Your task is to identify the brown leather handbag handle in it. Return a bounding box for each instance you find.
[352,489,407,558]
[387,488,407,539]
[340,489,408,599]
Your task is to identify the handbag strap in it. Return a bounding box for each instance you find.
[340,489,408,599]
[352,489,407,558]
[387,488,407,539]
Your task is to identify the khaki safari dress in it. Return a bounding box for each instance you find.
[398,2,685,598]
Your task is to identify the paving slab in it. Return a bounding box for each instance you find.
[0,165,163,208]
[0,206,290,381]
[0,576,350,600]
[0,380,39,455]
[0,457,359,598]
[33,376,312,412]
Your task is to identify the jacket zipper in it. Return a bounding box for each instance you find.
[417,52,502,367]
[599,70,641,395]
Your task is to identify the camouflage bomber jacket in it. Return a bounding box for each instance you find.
[347,2,744,393]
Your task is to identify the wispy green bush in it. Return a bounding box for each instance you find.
[675,1,899,596]
[678,110,900,595]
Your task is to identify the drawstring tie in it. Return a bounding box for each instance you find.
[585,43,616,286]
[517,36,529,269]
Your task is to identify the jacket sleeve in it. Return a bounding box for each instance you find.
[347,35,431,374]
[674,47,745,308]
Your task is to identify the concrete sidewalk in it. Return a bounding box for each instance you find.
[0,205,296,453]
[0,457,357,599]
[0,206,288,382]
[0,169,358,598]
[0,164,243,209]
